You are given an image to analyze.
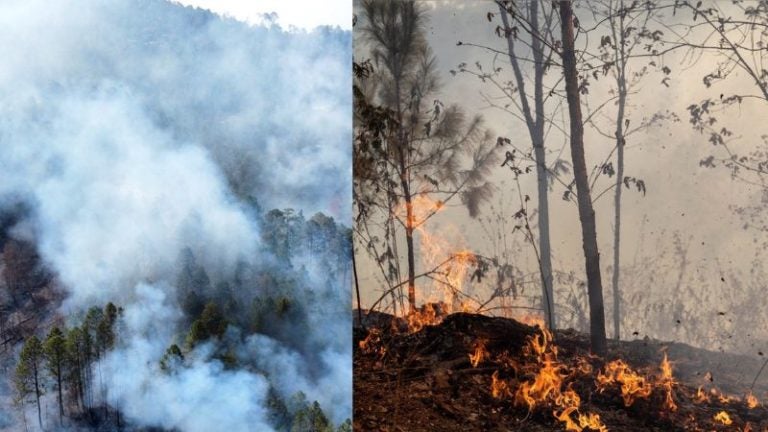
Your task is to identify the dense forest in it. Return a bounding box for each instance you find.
[0,0,351,431]
[5,206,352,432]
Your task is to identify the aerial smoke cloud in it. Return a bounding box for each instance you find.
[0,0,351,430]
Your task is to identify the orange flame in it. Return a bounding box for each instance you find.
[713,410,732,425]
[596,360,652,407]
[659,353,677,412]
[407,302,444,332]
[469,339,488,367]
[395,195,480,321]
[496,328,606,431]
[694,386,710,404]
[746,392,759,409]
[358,328,386,357]
[710,387,735,404]
[491,370,512,399]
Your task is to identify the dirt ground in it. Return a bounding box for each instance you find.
[354,312,768,431]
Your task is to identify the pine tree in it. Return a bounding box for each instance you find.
[16,336,44,430]
[186,302,228,348]
[44,327,66,425]
[65,326,86,410]
[159,344,184,372]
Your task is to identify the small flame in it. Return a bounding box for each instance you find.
[710,388,735,404]
[596,360,652,407]
[407,302,445,332]
[491,370,512,399]
[745,392,759,409]
[694,386,710,404]
[469,339,488,367]
[713,410,732,425]
[358,328,385,357]
[659,353,677,412]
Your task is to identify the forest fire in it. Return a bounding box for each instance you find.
[392,194,483,332]
[713,410,732,425]
[469,339,488,367]
[354,312,768,431]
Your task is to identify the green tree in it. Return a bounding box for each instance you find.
[357,0,498,313]
[290,394,333,432]
[44,326,67,425]
[16,335,44,430]
[336,419,352,432]
[186,302,228,348]
[159,344,184,372]
[64,326,86,410]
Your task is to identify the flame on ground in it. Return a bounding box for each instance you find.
[659,353,678,412]
[394,195,482,331]
[596,359,652,407]
[489,327,607,431]
[713,410,732,425]
[746,391,759,409]
[469,339,488,367]
[358,328,386,357]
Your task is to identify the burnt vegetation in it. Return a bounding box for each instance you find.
[354,0,768,430]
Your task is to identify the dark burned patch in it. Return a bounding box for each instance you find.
[355,312,768,431]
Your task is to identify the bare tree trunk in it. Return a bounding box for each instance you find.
[33,362,42,430]
[559,0,607,356]
[352,245,364,327]
[610,0,628,341]
[394,72,417,314]
[57,361,64,425]
[612,106,624,341]
[499,1,555,328]
[402,172,417,313]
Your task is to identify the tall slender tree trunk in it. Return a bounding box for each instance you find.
[559,0,607,356]
[611,0,628,341]
[499,1,555,328]
[401,171,417,313]
[352,246,364,327]
[33,363,42,430]
[20,398,28,432]
[534,138,554,328]
[612,80,626,341]
[57,361,64,425]
[394,73,417,314]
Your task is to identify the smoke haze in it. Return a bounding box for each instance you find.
[0,0,351,430]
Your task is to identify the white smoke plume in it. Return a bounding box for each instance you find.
[0,0,351,430]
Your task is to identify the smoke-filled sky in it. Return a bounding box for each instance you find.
[355,0,768,356]
[0,0,350,430]
[175,0,352,30]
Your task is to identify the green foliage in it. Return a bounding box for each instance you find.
[16,335,44,428]
[336,419,352,432]
[159,344,184,372]
[43,327,66,378]
[290,401,333,432]
[64,326,86,408]
[83,306,104,359]
[44,327,66,422]
[186,302,228,349]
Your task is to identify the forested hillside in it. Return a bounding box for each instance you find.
[0,0,351,431]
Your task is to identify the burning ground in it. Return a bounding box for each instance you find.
[354,311,768,431]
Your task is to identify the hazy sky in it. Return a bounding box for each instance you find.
[174,0,352,29]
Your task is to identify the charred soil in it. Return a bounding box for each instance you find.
[354,312,768,431]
